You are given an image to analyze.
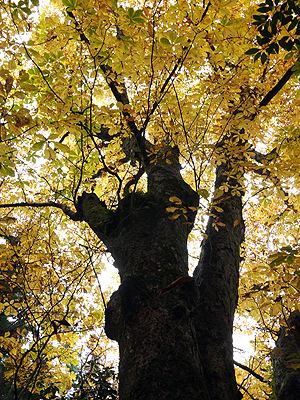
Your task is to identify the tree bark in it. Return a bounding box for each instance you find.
[193,135,245,400]
[77,143,243,399]
[273,310,300,400]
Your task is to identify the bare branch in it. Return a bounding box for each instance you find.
[234,360,266,382]
[249,147,277,164]
[100,64,142,141]
[199,1,211,23]
[259,65,294,108]
[0,202,81,221]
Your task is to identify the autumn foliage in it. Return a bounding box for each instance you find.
[1,0,300,398]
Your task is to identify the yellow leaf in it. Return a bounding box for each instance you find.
[234,220,240,227]
[212,206,224,212]
[166,206,179,212]
[5,75,13,95]
[168,214,181,220]
[169,196,182,204]
[8,59,16,70]
[217,222,226,227]
[0,216,16,224]
[4,369,14,379]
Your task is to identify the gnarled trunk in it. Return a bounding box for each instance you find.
[77,143,243,400]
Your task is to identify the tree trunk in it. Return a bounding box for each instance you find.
[193,135,245,400]
[77,143,243,400]
[273,310,300,400]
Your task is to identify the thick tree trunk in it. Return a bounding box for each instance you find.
[273,310,300,400]
[193,136,245,400]
[77,143,243,400]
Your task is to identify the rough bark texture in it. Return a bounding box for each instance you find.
[193,137,245,400]
[273,310,300,400]
[77,143,243,400]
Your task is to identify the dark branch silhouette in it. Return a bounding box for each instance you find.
[0,201,80,221]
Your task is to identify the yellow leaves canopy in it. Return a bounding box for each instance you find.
[1,0,300,398]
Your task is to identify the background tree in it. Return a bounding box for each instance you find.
[1,0,300,399]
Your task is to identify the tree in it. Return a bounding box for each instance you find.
[1,0,300,398]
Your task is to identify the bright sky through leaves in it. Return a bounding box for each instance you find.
[1,0,300,398]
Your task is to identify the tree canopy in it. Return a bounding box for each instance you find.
[1,0,300,398]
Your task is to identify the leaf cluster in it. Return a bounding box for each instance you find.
[246,0,300,64]
[0,210,114,399]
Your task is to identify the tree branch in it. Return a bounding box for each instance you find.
[249,147,277,164]
[234,360,266,382]
[237,383,257,400]
[259,65,294,108]
[0,202,81,221]
[100,64,142,142]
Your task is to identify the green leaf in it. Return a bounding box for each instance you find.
[270,19,278,34]
[0,165,15,177]
[44,147,56,160]
[21,7,31,15]
[279,36,289,48]
[31,141,46,151]
[269,255,287,267]
[253,14,268,22]
[257,6,272,12]
[245,48,260,55]
[269,251,285,258]
[221,15,228,26]
[281,246,292,252]
[54,142,70,153]
[20,83,37,91]
[133,10,144,17]
[286,39,294,51]
[286,255,295,265]
[257,36,271,45]
[128,7,134,17]
[160,38,171,45]
[132,17,146,24]
[285,51,295,60]
[254,51,262,62]
[260,27,273,39]
[281,16,293,26]
[198,188,209,200]
[261,52,267,64]
[62,0,77,9]
[266,42,279,54]
[287,18,298,32]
